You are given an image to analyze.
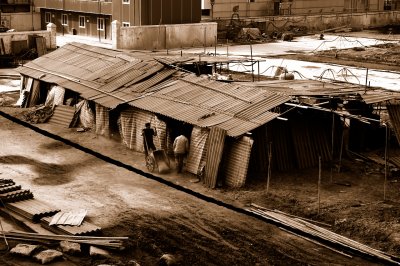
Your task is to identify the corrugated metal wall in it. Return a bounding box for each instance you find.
[222,136,254,188]
[248,110,334,173]
[95,104,110,137]
[186,126,209,175]
[388,104,400,145]
[118,107,164,153]
[204,127,226,188]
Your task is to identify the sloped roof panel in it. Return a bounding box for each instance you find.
[360,91,400,104]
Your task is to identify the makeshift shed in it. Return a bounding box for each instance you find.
[15,42,400,189]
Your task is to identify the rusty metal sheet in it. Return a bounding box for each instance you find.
[388,105,400,145]
[48,105,75,128]
[360,91,400,104]
[204,127,226,189]
[222,136,254,188]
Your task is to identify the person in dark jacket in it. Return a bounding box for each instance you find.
[142,122,156,156]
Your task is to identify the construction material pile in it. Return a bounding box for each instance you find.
[0,178,128,250]
[248,204,400,265]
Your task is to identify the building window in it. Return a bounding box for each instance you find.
[79,16,85,28]
[45,12,51,23]
[62,14,68,26]
[97,18,104,31]
[122,0,130,4]
[122,22,130,27]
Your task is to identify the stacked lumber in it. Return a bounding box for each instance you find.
[1,231,128,250]
[248,204,400,265]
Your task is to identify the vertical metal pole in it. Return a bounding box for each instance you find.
[318,155,322,215]
[250,43,254,82]
[98,0,101,42]
[214,36,217,56]
[384,124,388,200]
[330,111,335,183]
[258,61,260,81]
[365,68,369,93]
[204,27,206,53]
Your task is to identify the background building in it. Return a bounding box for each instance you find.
[33,0,201,40]
[201,0,397,19]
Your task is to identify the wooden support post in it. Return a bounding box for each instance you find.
[384,124,388,201]
[267,142,272,194]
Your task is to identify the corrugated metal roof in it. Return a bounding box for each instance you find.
[16,43,295,137]
[239,80,366,96]
[360,90,400,104]
[128,76,289,137]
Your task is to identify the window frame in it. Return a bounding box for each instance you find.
[45,12,51,23]
[62,14,68,26]
[122,0,130,4]
[97,17,105,31]
[79,16,86,28]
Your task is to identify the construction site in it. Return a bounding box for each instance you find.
[0,5,400,265]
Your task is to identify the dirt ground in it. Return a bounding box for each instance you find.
[0,105,375,266]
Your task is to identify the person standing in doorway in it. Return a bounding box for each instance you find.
[173,134,189,173]
[142,122,157,157]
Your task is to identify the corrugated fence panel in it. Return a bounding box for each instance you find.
[48,105,75,127]
[95,104,110,137]
[118,107,158,152]
[186,126,209,175]
[388,105,400,145]
[204,127,226,188]
[222,136,254,188]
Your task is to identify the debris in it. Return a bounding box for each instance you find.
[159,254,179,266]
[10,243,40,257]
[89,246,111,258]
[334,182,351,187]
[248,205,400,264]
[59,240,81,255]
[281,32,293,41]
[22,105,54,124]
[34,249,63,264]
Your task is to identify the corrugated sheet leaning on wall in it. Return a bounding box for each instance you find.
[47,105,75,128]
[387,104,400,145]
[222,136,254,188]
[95,104,110,137]
[186,126,209,175]
[204,127,226,189]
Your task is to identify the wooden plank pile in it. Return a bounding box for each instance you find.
[248,204,400,265]
[1,231,128,250]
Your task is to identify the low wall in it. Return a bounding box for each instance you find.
[0,23,56,55]
[242,11,400,33]
[113,22,218,50]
